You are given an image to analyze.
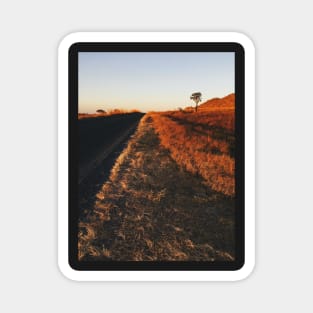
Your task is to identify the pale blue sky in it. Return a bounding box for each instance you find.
[79,52,234,113]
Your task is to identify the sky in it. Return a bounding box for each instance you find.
[79,52,234,113]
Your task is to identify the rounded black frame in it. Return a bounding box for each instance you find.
[68,42,245,271]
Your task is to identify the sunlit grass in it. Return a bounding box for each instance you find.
[151,103,235,197]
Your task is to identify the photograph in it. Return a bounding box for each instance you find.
[75,50,239,265]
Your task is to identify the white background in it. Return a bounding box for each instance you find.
[0,0,312,312]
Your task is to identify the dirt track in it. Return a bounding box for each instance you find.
[78,113,144,220]
[79,112,144,183]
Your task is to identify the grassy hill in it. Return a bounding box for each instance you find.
[197,93,235,111]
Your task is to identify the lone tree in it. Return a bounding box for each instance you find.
[190,92,202,112]
[96,109,106,114]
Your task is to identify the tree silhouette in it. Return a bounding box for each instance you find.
[190,92,202,112]
[96,109,106,114]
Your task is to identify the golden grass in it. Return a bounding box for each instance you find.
[150,106,235,197]
[78,114,235,261]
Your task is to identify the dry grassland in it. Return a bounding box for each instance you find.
[78,109,140,120]
[79,113,235,261]
[151,107,235,197]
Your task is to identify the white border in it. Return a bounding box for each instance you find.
[58,32,255,281]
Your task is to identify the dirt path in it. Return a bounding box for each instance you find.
[79,121,140,184]
[78,118,143,221]
[79,112,144,183]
